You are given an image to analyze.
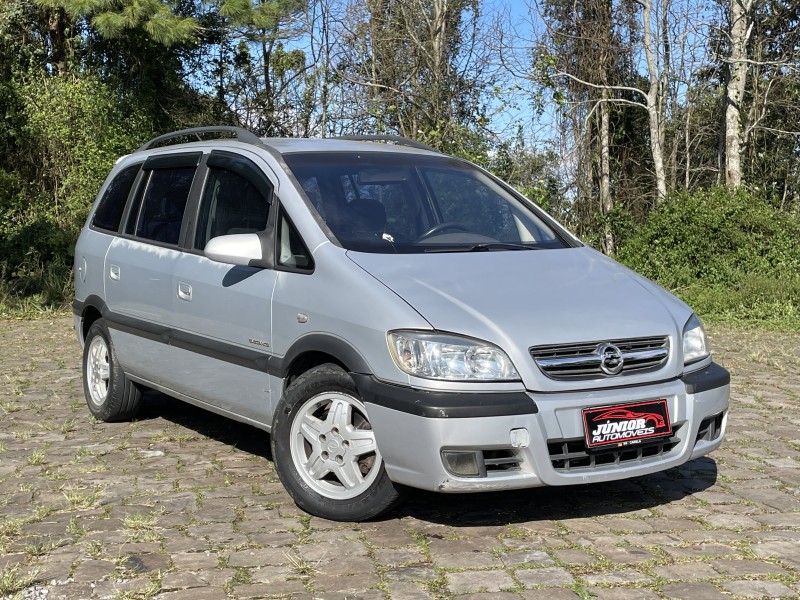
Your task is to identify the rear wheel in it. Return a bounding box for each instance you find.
[82,319,142,422]
[272,364,404,521]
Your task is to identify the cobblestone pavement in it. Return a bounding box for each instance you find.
[1,318,799,600]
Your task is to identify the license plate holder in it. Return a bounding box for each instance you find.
[583,399,672,449]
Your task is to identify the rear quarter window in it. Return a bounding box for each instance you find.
[92,164,140,232]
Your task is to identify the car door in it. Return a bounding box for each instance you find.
[169,150,278,425]
[103,151,202,386]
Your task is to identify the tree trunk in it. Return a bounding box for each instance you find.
[47,7,70,75]
[599,96,614,255]
[723,0,752,189]
[642,0,668,201]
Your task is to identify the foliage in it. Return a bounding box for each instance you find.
[0,0,798,331]
[617,187,800,329]
[0,74,151,311]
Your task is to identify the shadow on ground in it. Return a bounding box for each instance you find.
[138,390,717,527]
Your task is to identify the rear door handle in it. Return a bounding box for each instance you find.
[177,281,192,301]
[109,264,120,280]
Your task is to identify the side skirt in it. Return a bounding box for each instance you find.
[126,373,273,433]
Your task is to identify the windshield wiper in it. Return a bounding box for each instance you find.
[424,242,538,253]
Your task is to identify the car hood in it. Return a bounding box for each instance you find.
[347,247,692,387]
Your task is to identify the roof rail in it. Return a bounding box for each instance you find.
[137,126,263,152]
[333,134,439,153]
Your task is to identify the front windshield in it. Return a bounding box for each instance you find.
[283,152,569,253]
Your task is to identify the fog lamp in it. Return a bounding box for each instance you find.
[442,451,482,477]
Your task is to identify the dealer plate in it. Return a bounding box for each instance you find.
[583,399,672,449]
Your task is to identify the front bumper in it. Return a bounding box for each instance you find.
[357,363,729,492]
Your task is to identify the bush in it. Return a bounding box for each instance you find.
[617,187,800,330]
[0,74,151,314]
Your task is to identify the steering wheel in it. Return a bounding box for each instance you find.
[416,222,470,241]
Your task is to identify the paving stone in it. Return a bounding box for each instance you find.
[362,524,418,548]
[46,582,97,600]
[652,562,718,580]
[722,579,797,598]
[445,569,516,594]
[125,552,171,573]
[372,547,427,566]
[662,542,738,559]
[515,566,575,587]
[71,559,117,582]
[314,555,376,576]
[385,581,434,599]
[681,530,744,544]
[582,568,652,585]
[227,547,296,567]
[161,571,209,590]
[248,564,295,582]
[711,558,788,576]
[501,535,566,550]
[93,577,155,598]
[170,552,220,570]
[157,587,229,600]
[434,551,502,569]
[195,568,236,587]
[702,513,761,529]
[234,580,307,596]
[644,518,699,532]
[312,571,381,592]
[750,540,800,569]
[660,583,729,600]
[587,588,660,600]
[520,591,581,600]
[296,540,369,562]
[753,512,800,527]
[428,537,502,554]
[454,594,522,600]
[384,566,439,582]
[552,548,595,565]
[621,533,684,547]
[599,517,655,532]
[310,528,362,543]
[597,545,656,564]
[501,550,555,567]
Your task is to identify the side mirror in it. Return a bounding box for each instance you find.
[204,233,263,267]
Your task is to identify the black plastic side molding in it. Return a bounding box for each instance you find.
[352,373,538,419]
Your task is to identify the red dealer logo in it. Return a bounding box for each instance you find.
[583,399,672,448]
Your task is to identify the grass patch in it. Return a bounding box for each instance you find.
[0,564,39,596]
[679,274,800,331]
[0,261,72,320]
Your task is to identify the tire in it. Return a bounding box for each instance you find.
[82,319,142,422]
[271,363,405,521]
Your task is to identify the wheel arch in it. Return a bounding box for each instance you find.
[75,295,108,345]
[279,333,373,391]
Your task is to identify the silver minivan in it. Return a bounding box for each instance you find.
[74,127,730,521]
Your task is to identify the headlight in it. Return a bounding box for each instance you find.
[387,331,520,381]
[682,314,709,365]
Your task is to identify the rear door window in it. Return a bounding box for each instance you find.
[132,168,196,245]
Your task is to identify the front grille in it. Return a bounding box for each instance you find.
[531,336,669,380]
[695,412,724,443]
[548,424,683,472]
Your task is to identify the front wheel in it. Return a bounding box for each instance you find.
[271,364,404,521]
